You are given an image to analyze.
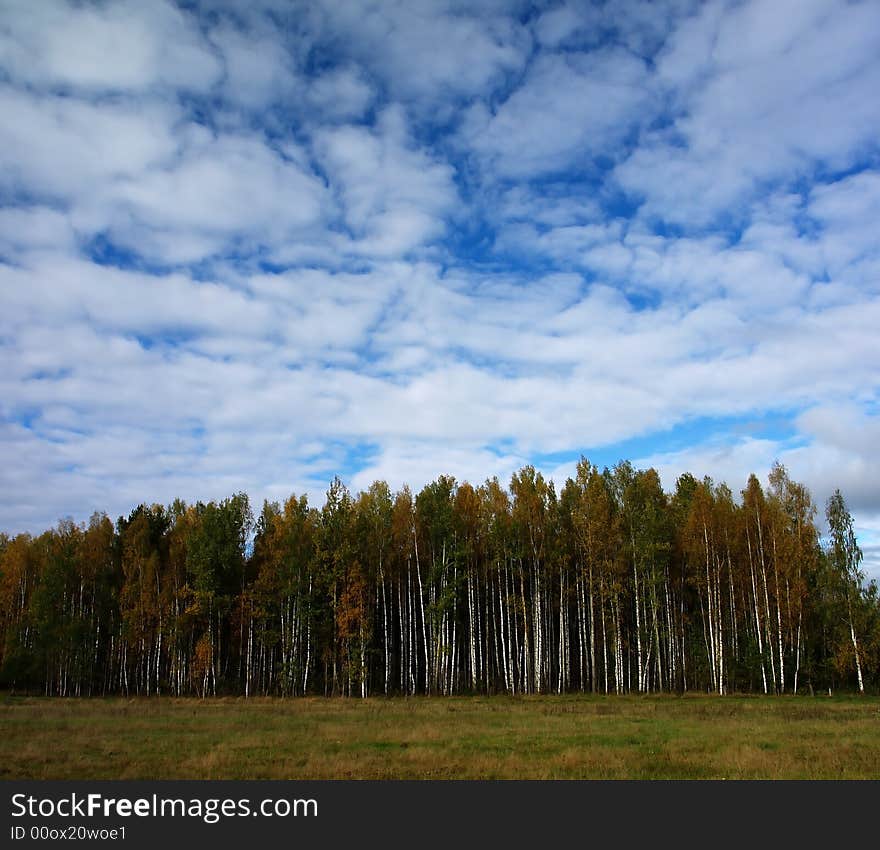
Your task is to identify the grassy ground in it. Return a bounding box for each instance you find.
[1,693,879,779]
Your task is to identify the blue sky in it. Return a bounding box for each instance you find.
[1,0,879,577]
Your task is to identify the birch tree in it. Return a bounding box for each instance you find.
[826,490,866,694]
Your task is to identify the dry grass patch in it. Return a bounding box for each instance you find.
[1,693,879,779]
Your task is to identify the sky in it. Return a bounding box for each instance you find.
[1,0,879,579]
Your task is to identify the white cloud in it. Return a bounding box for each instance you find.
[789,405,880,513]
[0,205,76,257]
[534,0,687,55]
[210,22,295,108]
[89,134,330,264]
[0,86,181,201]
[533,5,585,49]
[313,0,530,103]
[313,106,458,256]
[349,440,526,496]
[617,0,880,225]
[465,48,651,178]
[0,0,878,576]
[808,171,880,284]
[306,66,374,121]
[0,0,221,92]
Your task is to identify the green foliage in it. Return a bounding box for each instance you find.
[0,466,877,696]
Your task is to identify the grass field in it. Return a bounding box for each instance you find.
[2,694,879,779]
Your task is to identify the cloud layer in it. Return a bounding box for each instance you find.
[2,0,879,577]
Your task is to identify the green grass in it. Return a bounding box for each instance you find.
[1,693,879,779]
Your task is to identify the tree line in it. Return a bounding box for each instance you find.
[1,460,877,697]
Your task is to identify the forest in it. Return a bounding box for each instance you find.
[1,460,877,698]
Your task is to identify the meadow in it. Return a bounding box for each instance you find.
[2,694,879,780]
